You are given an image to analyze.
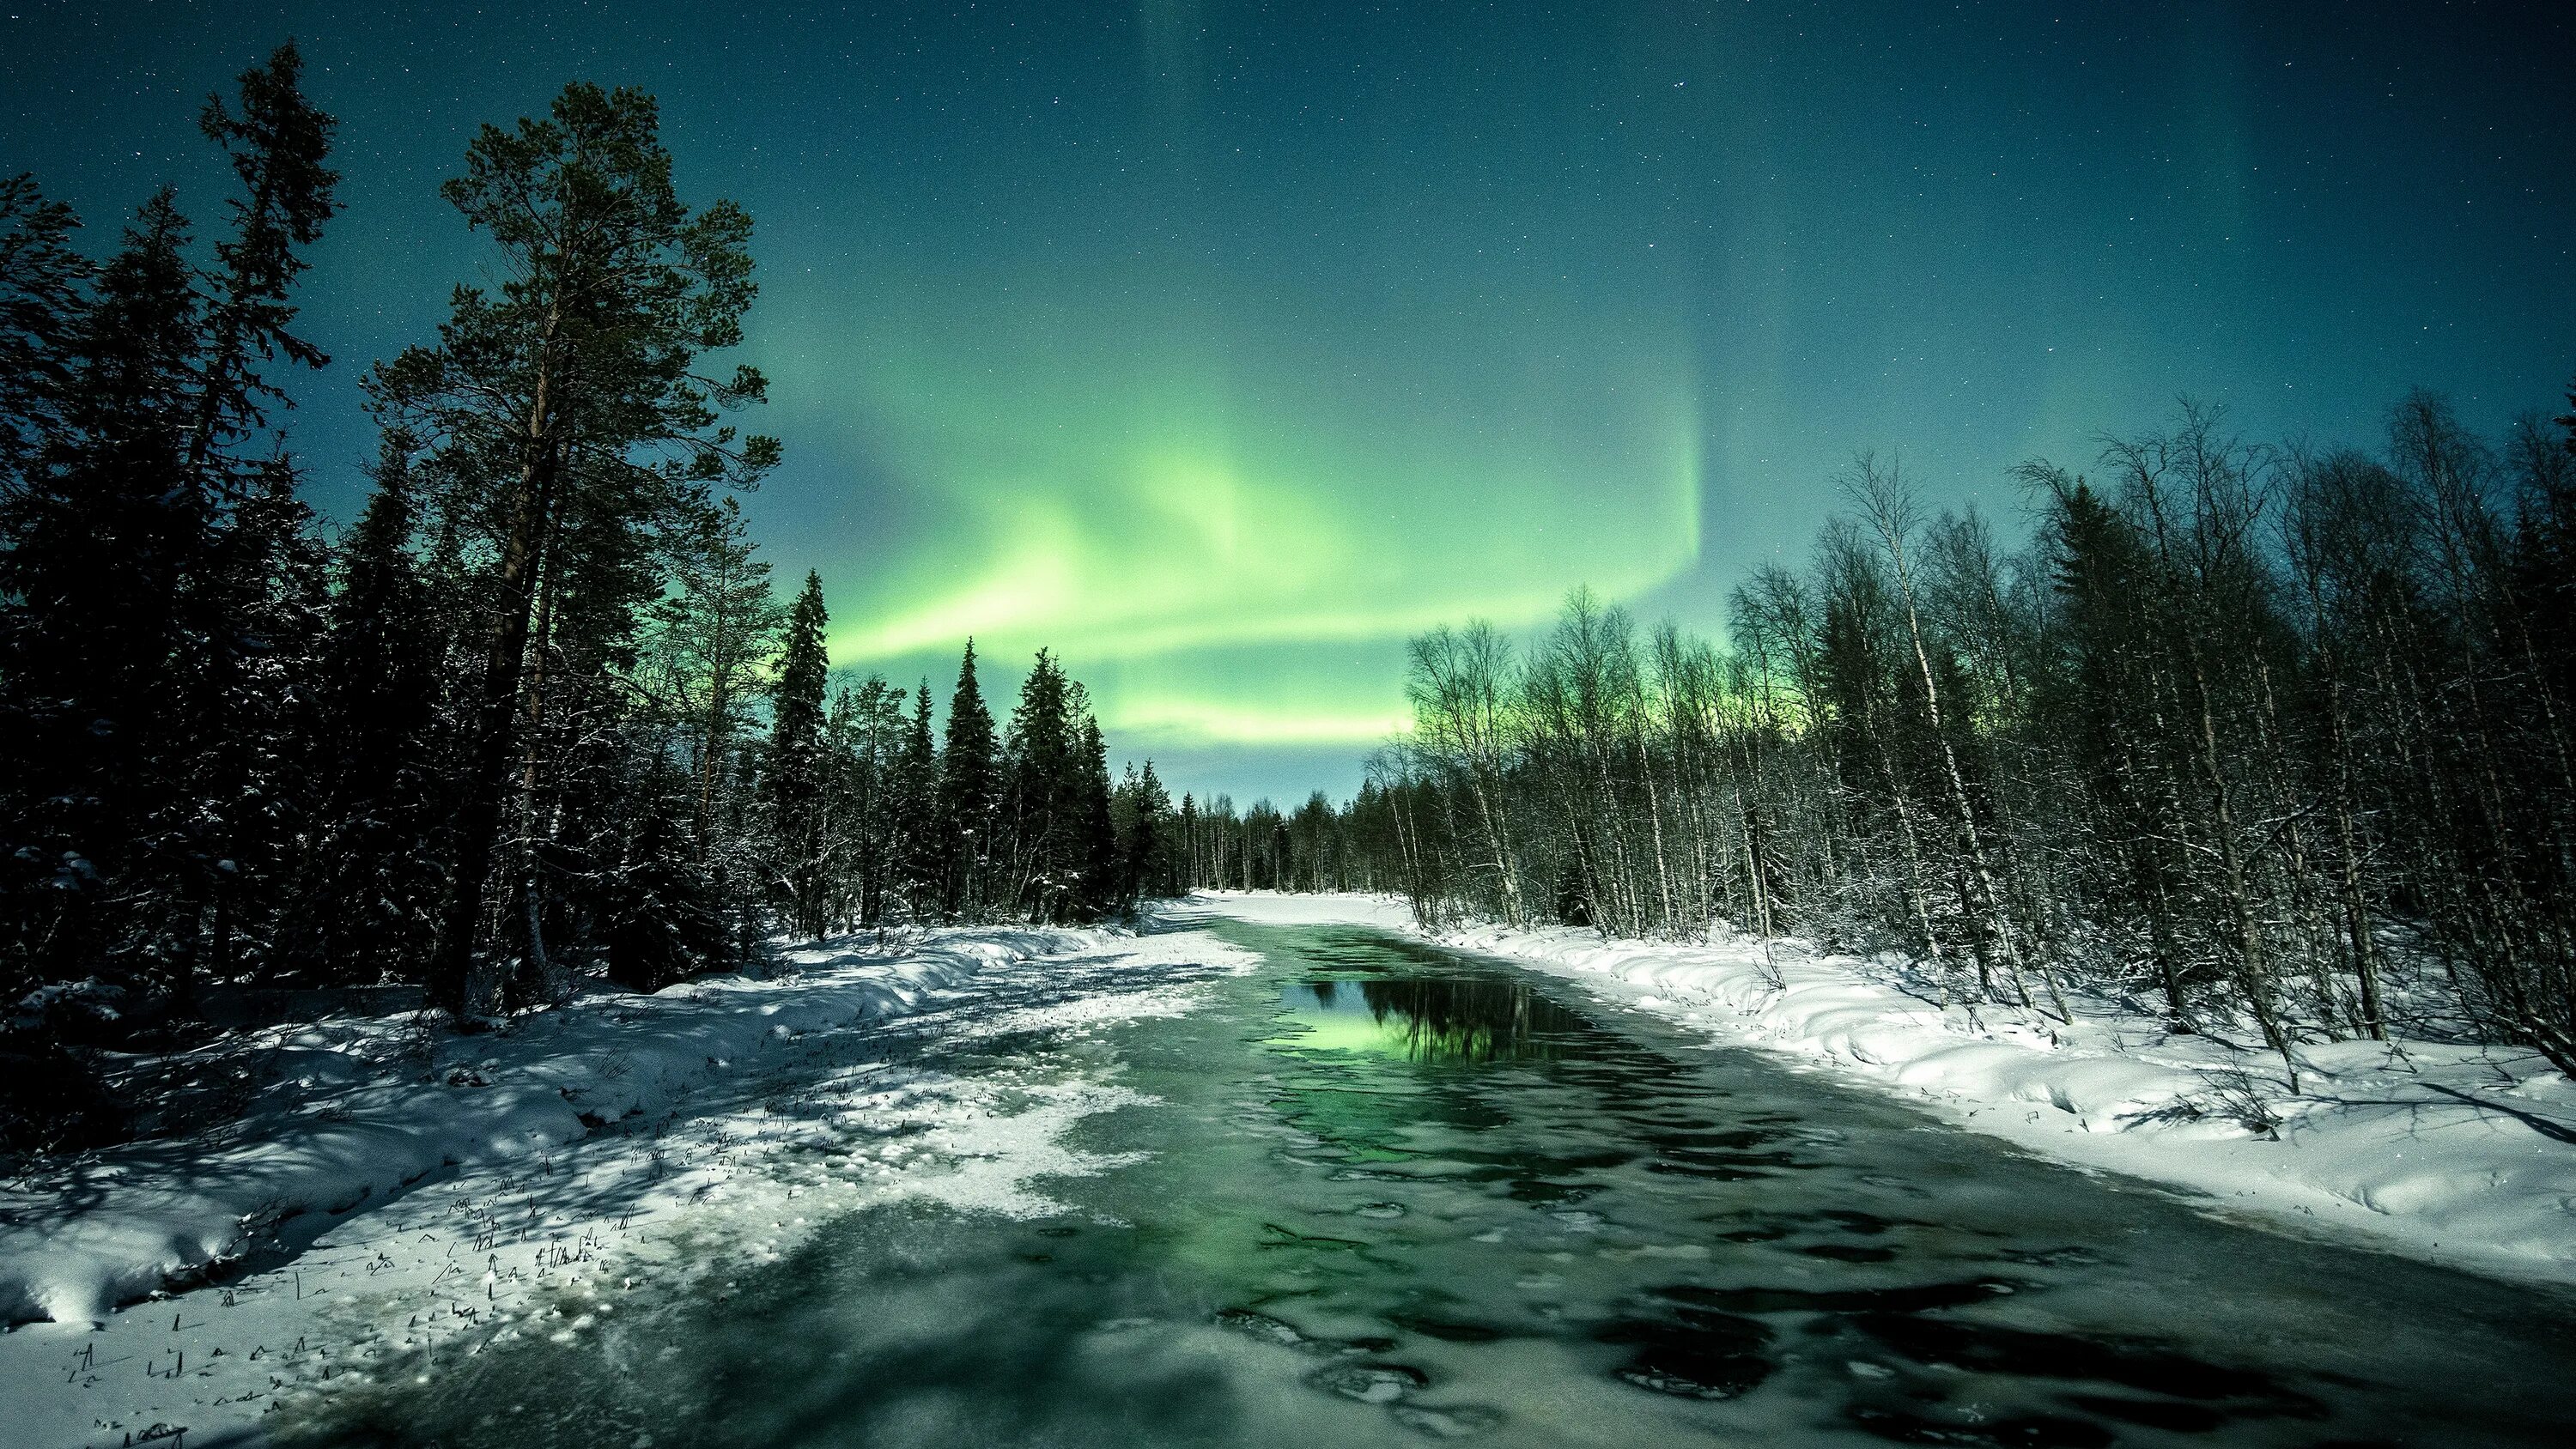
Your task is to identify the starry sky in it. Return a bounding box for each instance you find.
[6,2,2571,803]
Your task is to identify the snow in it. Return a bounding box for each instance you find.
[1184,890,2576,1289]
[8,892,2570,1445]
[0,925,1253,1448]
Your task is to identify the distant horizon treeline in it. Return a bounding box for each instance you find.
[1279,391,2576,1086]
[0,47,1173,1149]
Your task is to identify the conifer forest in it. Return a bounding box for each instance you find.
[3,58,1171,1144]
[4,9,2575,1448]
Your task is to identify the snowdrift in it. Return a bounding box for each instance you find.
[0,929,1080,1326]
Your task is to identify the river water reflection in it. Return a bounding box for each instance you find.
[285,920,2576,1448]
[1279,969,1584,1064]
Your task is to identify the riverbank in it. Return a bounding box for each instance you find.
[0,924,1262,1448]
[0,928,1091,1329]
[1180,890,2576,1289]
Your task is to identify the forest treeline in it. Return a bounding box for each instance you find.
[0,47,1168,1149]
[1273,394,2576,1087]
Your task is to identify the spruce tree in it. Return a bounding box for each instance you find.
[937,640,999,918]
[0,174,89,1017]
[0,43,341,1014]
[765,571,830,940]
[273,434,445,983]
[368,83,776,1016]
[1071,709,1117,919]
[890,681,942,921]
[0,193,202,1005]
[185,41,338,477]
[650,494,783,853]
[821,676,903,930]
[1002,649,1077,920]
[1120,760,1172,906]
[2033,474,2191,1024]
[605,800,727,993]
[0,173,86,494]
[181,456,331,985]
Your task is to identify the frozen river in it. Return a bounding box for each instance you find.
[279,918,2576,1446]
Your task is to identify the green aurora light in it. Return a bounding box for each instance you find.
[762,258,1704,754]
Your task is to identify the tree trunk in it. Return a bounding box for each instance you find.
[427,378,559,1018]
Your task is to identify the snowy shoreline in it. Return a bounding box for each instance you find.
[0,927,1105,1329]
[1182,889,2576,1292]
[0,924,1248,1448]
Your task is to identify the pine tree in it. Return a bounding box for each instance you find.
[890,681,942,921]
[164,45,339,997]
[1113,760,1172,909]
[185,41,338,477]
[650,494,783,853]
[765,571,830,940]
[368,83,776,1016]
[1002,649,1077,920]
[0,173,87,494]
[497,443,675,1008]
[1071,709,1117,919]
[937,640,999,918]
[0,193,202,1006]
[273,433,446,983]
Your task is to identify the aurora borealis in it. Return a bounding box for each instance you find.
[8,3,2572,802]
[764,257,1702,749]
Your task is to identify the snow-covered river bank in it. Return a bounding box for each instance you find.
[1197,890,2576,1291]
[0,926,1251,1446]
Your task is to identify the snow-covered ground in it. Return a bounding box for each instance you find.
[0,925,1254,1448]
[1184,890,2576,1290]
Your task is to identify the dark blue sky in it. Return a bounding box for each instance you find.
[6,2,2570,803]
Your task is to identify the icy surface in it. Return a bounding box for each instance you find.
[1186,891,2576,1288]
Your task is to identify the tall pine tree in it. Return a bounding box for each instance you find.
[937,640,999,918]
[765,571,830,940]
[1002,649,1078,921]
[890,681,941,922]
[368,83,776,1016]
[0,174,86,494]
[1071,708,1118,919]
[185,41,337,476]
[170,44,339,997]
[273,433,446,983]
[0,193,202,1006]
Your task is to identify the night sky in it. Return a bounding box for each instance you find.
[6,2,2571,803]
